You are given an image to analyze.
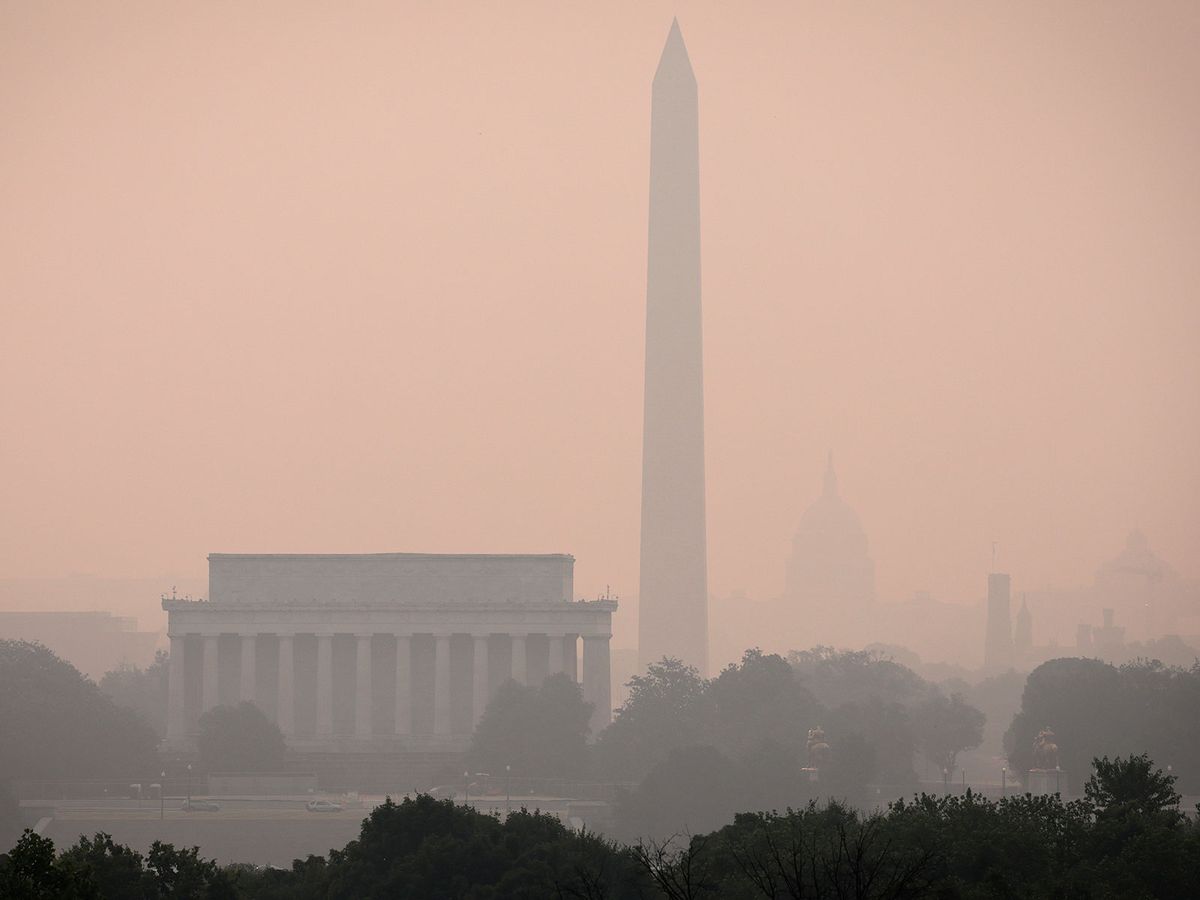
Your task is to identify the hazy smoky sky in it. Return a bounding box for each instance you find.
[3,2,1198,648]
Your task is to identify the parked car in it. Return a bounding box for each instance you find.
[305,799,344,813]
[181,799,220,812]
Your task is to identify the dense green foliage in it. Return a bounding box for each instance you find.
[1085,753,1183,818]
[197,703,286,773]
[945,669,1025,762]
[0,830,237,899]
[99,651,169,738]
[1005,657,1200,791]
[599,649,985,837]
[3,758,1197,898]
[595,657,712,781]
[240,795,642,898]
[467,673,592,778]
[0,640,159,781]
[912,692,985,775]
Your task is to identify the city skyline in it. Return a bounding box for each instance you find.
[2,4,1198,657]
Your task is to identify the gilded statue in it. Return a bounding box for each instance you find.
[1033,727,1059,770]
[806,725,832,768]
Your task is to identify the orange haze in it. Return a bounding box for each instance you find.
[3,2,1198,654]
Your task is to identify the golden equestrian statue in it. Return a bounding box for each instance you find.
[1033,727,1060,769]
[807,726,832,768]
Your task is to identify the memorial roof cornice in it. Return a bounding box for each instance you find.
[163,598,617,612]
[205,552,575,561]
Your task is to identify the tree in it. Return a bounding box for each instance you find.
[788,647,928,710]
[791,647,961,787]
[468,674,592,778]
[0,640,159,781]
[617,745,742,842]
[706,650,820,761]
[594,658,710,781]
[704,803,941,899]
[912,691,984,775]
[1004,658,1200,792]
[58,832,157,899]
[99,651,169,738]
[735,738,818,815]
[825,697,915,787]
[145,841,236,898]
[1085,754,1182,818]
[821,732,877,804]
[240,794,643,898]
[196,703,285,773]
[0,830,91,899]
[629,833,719,900]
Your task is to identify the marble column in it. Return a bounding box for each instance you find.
[472,634,489,727]
[547,633,565,678]
[582,634,612,738]
[510,633,527,685]
[395,634,412,736]
[166,634,186,740]
[433,633,452,736]
[201,634,219,713]
[239,633,256,705]
[355,633,373,738]
[565,634,579,682]
[316,633,334,738]
[277,634,295,737]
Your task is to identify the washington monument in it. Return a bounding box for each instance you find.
[638,20,708,675]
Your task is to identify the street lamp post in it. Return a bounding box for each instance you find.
[1001,767,1007,798]
[1055,765,1061,795]
[942,768,949,794]
[505,765,511,817]
[463,771,469,807]
[186,764,192,808]
[160,771,166,820]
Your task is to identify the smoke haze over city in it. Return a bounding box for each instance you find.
[3,2,1199,660]
[3,7,1200,892]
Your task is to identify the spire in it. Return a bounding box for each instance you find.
[823,451,838,497]
[654,18,696,87]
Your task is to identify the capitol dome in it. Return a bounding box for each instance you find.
[785,454,876,607]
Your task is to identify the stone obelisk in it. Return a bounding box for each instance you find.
[638,20,708,675]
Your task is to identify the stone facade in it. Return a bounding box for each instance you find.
[164,553,615,752]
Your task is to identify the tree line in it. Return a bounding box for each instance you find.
[3,756,1198,898]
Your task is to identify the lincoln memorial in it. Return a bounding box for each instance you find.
[163,553,616,752]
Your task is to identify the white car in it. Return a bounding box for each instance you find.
[305,799,344,813]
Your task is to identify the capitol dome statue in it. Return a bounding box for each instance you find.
[785,453,876,609]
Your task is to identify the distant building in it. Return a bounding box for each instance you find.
[784,454,876,617]
[1021,531,1199,654]
[1095,530,1181,641]
[1014,594,1033,660]
[1092,608,1126,656]
[983,573,1013,669]
[0,610,161,679]
[163,553,616,753]
[1075,623,1093,652]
